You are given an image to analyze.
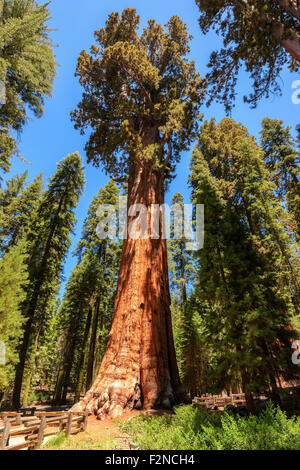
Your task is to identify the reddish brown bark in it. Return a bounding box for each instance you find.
[72,159,189,419]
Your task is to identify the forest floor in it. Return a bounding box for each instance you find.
[43,410,152,450]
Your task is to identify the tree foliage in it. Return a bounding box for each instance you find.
[195,0,300,111]
[190,142,298,399]
[12,152,85,408]
[0,0,56,178]
[71,8,204,182]
[0,240,28,398]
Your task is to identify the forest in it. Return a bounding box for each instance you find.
[0,0,299,452]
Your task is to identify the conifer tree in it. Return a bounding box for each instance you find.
[71,8,204,418]
[196,118,300,324]
[167,193,206,397]
[12,152,85,409]
[53,180,121,404]
[0,172,43,254]
[176,295,208,398]
[260,118,300,239]
[168,193,196,306]
[0,0,56,174]
[0,240,28,402]
[190,138,298,413]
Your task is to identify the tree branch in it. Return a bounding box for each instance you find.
[271,21,300,63]
[276,0,300,22]
[120,62,155,113]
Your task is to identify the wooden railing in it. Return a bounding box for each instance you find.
[193,393,266,409]
[0,410,89,450]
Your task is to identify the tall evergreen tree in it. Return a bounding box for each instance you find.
[260,118,300,239]
[12,152,85,409]
[190,147,298,413]
[0,240,28,403]
[0,172,43,254]
[167,193,206,398]
[0,0,56,175]
[53,180,121,404]
[71,8,204,418]
[196,118,300,325]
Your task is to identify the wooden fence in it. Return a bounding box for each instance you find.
[193,393,266,409]
[0,410,89,450]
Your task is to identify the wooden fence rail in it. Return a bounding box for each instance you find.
[192,393,266,409]
[0,410,89,451]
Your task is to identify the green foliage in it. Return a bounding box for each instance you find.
[260,118,300,239]
[0,240,28,395]
[71,8,204,182]
[0,0,56,176]
[53,180,122,403]
[120,404,300,450]
[195,0,300,111]
[0,128,19,181]
[176,297,209,397]
[0,0,56,130]
[0,171,43,254]
[189,118,299,395]
[12,152,85,408]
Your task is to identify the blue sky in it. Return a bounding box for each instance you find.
[7,0,300,287]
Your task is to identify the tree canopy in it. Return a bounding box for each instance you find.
[71,8,204,182]
[195,0,300,111]
[0,0,56,178]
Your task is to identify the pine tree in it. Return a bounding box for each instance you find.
[0,129,18,183]
[168,193,196,306]
[53,180,121,405]
[167,193,206,397]
[190,138,298,413]
[71,8,204,418]
[0,0,56,175]
[260,118,300,239]
[175,295,208,398]
[0,172,43,254]
[12,152,85,409]
[196,118,300,325]
[0,240,28,403]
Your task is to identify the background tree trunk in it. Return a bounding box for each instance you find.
[72,160,189,419]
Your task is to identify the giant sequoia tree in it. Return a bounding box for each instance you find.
[71,9,204,419]
[195,0,300,110]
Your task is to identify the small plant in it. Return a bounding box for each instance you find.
[43,433,70,449]
[119,405,300,450]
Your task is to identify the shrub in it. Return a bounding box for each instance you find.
[119,404,300,450]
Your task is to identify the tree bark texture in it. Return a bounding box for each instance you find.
[72,159,189,419]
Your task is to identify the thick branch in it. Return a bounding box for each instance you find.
[271,21,300,63]
[276,0,300,22]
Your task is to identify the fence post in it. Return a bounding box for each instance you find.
[0,419,11,450]
[82,411,88,431]
[16,414,22,426]
[66,412,73,436]
[33,416,47,450]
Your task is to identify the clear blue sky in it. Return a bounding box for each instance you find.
[8,0,300,288]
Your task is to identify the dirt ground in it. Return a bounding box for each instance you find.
[43,409,168,450]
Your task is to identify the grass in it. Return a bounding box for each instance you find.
[42,404,300,450]
[119,404,300,450]
[42,432,117,450]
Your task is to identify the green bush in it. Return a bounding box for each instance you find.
[119,405,300,450]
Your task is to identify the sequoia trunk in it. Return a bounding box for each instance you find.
[72,161,189,419]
